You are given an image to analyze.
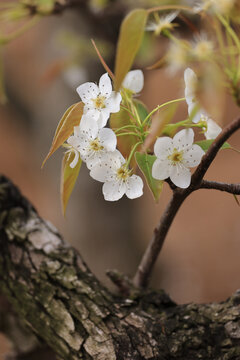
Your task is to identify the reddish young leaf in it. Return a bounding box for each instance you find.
[42,102,84,167]
[61,152,82,216]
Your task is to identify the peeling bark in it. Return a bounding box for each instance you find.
[0,175,240,359]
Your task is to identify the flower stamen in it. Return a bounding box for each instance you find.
[93,95,106,109]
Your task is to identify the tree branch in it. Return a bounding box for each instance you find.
[192,117,240,185]
[133,117,240,288]
[1,175,240,359]
[199,180,240,194]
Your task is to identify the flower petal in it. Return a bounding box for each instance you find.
[76,82,99,103]
[184,67,197,102]
[69,150,80,168]
[90,162,108,182]
[103,180,126,201]
[173,128,194,150]
[154,137,173,159]
[80,114,99,139]
[182,144,205,167]
[188,102,204,123]
[98,128,117,151]
[170,164,191,188]
[98,108,110,128]
[152,158,171,180]
[99,73,112,98]
[205,118,222,139]
[90,150,124,181]
[126,175,143,199]
[122,70,144,93]
[105,91,122,113]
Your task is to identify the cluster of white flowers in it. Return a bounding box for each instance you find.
[65,66,220,198]
[151,67,223,189]
[66,71,144,201]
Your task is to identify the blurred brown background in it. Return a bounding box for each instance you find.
[0,5,240,357]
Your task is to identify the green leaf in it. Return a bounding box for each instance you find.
[134,99,148,123]
[135,152,163,202]
[42,102,84,167]
[195,139,231,152]
[114,9,148,91]
[61,152,82,216]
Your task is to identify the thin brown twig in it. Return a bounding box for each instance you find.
[199,180,240,194]
[133,117,240,288]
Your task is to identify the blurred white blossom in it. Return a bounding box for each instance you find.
[184,67,222,139]
[122,70,144,94]
[146,12,179,36]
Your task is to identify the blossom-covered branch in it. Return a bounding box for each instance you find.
[133,116,240,288]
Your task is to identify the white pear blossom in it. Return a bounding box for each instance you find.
[146,11,179,36]
[122,70,144,94]
[152,129,205,188]
[66,115,117,169]
[184,67,222,139]
[76,73,122,128]
[190,33,214,61]
[194,0,235,15]
[90,150,144,201]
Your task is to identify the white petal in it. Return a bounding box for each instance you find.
[97,109,110,128]
[103,181,126,201]
[85,156,101,170]
[69,150,80,168]
[99,73,112,98]
[126,175,143,199]
[152,158,171,180]
[184,67,197,101]
[188,103,204,123]
[67,135,80,149]
[182,144,205,167]
[122,70,144,93]
[80,114,99,138]
[90,163,108,182]
[90,150,124,181]
[98,128,117,151]
[205,118,222,139]
[173,128,194,150]
[105,91,122,113]
[170,164,191,188]
[76,82,99,103]
[154,137,173,159]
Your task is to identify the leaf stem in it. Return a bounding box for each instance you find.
[142,97,185,127]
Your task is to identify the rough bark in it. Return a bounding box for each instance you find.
[0,175,240,359]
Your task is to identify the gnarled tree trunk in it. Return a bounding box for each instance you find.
[0,175,240,359]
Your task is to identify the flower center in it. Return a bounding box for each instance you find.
[116,167,130,181]
[168,149,183,164]
[194,41,213,59]
[93,95,106,109]
[90,139,104,152]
